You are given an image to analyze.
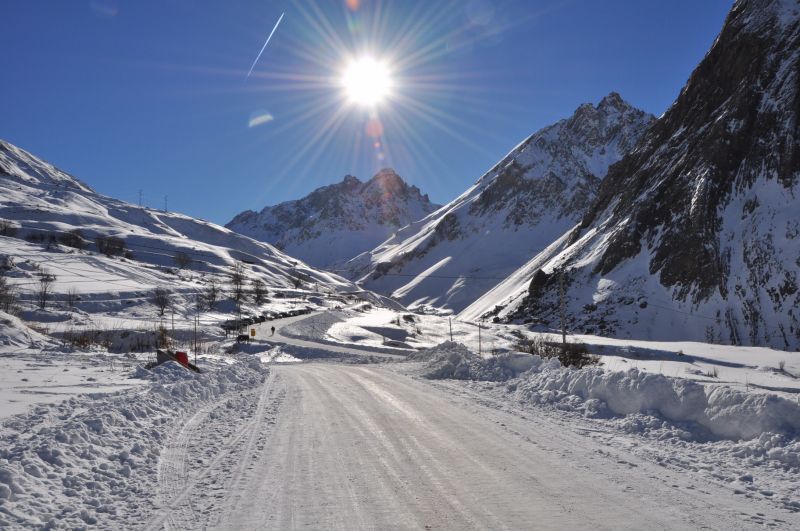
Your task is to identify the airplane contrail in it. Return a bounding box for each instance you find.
[246,11,285,81]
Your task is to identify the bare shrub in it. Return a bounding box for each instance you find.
[96,235,125,257]
[173,251,192,270]
[0,219,18,237]
[513,332,598,368]
[513,333,560,358]
[36,270,57,310]
[0,255,14,272]
[152,287,171,316]
[559,342,598,369]
[59,229,86,250]
[25,231,47,244]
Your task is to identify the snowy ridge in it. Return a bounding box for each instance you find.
[344,93,653,313]
[0,139,372,302]
[463,0,800,350]
[226,168,440,270]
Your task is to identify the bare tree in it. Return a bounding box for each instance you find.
[204,279,219,310]
[65,287,79,311]
[173,251,192,270]
[36,270,57,310]
[252,278,267,305]
[0,275,19,314]
[290,269,307,290]
[194,292,205,313]
[230,262,246,303]
[152,287,171,317]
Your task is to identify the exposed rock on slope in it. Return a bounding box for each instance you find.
[463,0,800,349]
[226,169,439,270]
[344,93,653,313]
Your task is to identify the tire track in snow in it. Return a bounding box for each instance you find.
[145,371,282,531]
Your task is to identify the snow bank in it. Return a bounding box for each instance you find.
[418,342,800,443]
[0,311,54,349]
[0,358,266,529]
[413,342,551,381]
[514,366,800,442]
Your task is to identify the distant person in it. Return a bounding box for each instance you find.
[271,326,275,336]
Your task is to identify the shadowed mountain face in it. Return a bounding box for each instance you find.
[343,93,653,313]
[226,169,440,270]
[467,0,800,349]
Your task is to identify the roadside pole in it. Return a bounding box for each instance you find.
[478,319,482,356]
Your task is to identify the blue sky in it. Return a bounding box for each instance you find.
[2,0,732,224]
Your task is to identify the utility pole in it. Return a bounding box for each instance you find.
[164,195,168,212]
[138,189,143,207]
[449,317,453,342]
[478,319,482,356]
[194,314,198,365]
[559,268,567,352]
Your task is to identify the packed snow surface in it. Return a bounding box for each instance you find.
[0,357,267,529]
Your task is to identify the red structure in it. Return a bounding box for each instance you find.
[174,351,189,367]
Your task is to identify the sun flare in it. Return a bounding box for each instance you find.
[341,57,392,106]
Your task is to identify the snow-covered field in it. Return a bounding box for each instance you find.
[321,307,800,394]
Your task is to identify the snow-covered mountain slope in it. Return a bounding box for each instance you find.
[226,169,440,270]
[0,139,378,306]
[462,0,800,350]
[344,93,653,313]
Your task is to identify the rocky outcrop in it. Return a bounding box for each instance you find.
[226,169,439,270]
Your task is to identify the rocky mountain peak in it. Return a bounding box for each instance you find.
[226,169,440,269]
[466,93,654,225]
[481,0,800,349]
[598,91,626,110]
[361,168,425,201]
[341,174,361,188]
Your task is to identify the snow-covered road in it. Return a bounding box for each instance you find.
[147,361,796,530]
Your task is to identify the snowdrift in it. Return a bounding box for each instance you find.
[418,342,800,443]
[0,359,266,529]
[412,341,548,381]
[514,366,800,442]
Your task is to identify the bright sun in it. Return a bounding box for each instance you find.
[341,57,392,106]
